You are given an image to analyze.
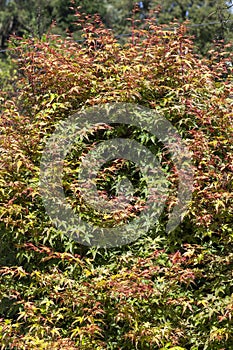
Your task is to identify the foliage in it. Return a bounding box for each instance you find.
[0,11,233,349]
[1,246,233,349]
[1,0,233,54]
[149,0,233,54]
[104,0,151,36]
[0,0,108,48]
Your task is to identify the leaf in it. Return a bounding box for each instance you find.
[16,160,22,172]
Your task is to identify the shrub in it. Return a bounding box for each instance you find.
[0,11,232,350]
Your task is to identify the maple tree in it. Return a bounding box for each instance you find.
[0,9,232,350]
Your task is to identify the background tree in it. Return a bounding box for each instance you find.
[0,0,108,49]
[1,0,232,54]
[149,0,233,53]
[104,0,150,36]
